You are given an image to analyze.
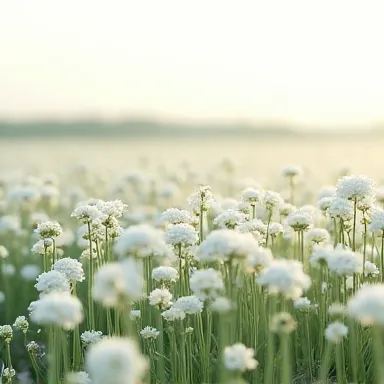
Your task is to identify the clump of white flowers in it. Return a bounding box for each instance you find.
[2,368,16,381]
[173,295,204,314]
[247,246,273,271]
[327,247,363,276]
[325,321,348,344]
[13,316,29,333]
[310,245,333,267]
[270,312,297,334]
[81,330,103,347]
[223,343,258,372]
[213,209,247,230]
[164,223,198,246]
[187,185,215,214]
[263,191,284,212]
[240,187,263,206]
[148,288,173,309]
[364,260,379,277]
[293,297,311,310]
[305,228,330,245]
[31,238,53,255]
[161,208,194,225]
[189,268,224,300]
[71,204,104,223]
[35,220,62,238]
[287,210,313,231]
[53,257,85,282]
[161,307,186,321]
[327,197,353,220]
[0,324,13,343]
[282,165,302,179]
[140,326,160,339]
[336,175,376,202]
[152,266,179,284]
[369,208,384,234]
[35,270,70,296]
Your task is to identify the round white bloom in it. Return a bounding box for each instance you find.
[364,260,379,277]
[369,208,384,234]
[161,208,193,225]
[268,223,284,236]
[327,247,363,276]
[325,321,348,344]
[148,289,173,309]
[210,297,232,313]
[93,259,144,307]
[238,219,267,235]
[318,186,337,200]
[65,371,91,384]
[187,185,215,213]
[223,343,258,372]
[173,295,204,314]
[270,312,297,334]
[305,228,330,244]
[0,325,13,342]
[287,210,313,231]
[213,209,247,229]
[189,268,224,300]
[279,203,296,217]
[257,259,311,300]
[35,270,70,296]
[140,326,160,339]
[282,165,302,178]
[197,230,260,263]
[310,245,333,267]
[0,245,8,259]
[317,197,333,212]
[2,368,16,380]
[53,257,85,282]
[86,337,148,384]
[263,191,284,211]
[165,223,198,246]
[152,266,179,282]
[336,175,376,202]
[29,293,83,330]
[130,310,141,320]
[293,297,311,310]
[96,200,127,219]
[114,224,169,259]
[357,197,375,212]
[81,330,103,347]
[13,316,29,333]
[71,204,105,223]
[31,239,53,255]
[327,197,353,220]
[348,284,384,326]
[35,221,62,238]
[247,246,273,270]
[161,307,186,321]
[240,187,263,205]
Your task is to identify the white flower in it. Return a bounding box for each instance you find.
[270,312,297,334]
[325,321,348,344]
[140,326,160,339]
[65,371,91,384]
[35,221,62,238]
[53,257,85,282]
[240,187,263,205]
[348,284,384,326]
[305,228,330,244]
[364,260,379,277]
[247,246,273,270]
[336,175,376,202]
[35,270,70,296]
[187,185,215,213]
[223,343,258,372]
[317,197,333,212]
[213,209,247,229]
[282,165,302,178]
[173,295,204,314]
[268,223,284,237]
[287,210,313,231]
[130,310,141,320]
[29,292,83,330]
[238,219,267,235]
[81,330,103,347]
[210,297,232,313]
[369,208,384,234]
[293,297,311,310]
[96,199,127,219]
[31,239,53,255]
[114,224,169,259]
[165,223,198,246]
[71,204,105,223]
[257,259,311,300]
[0,325,13,342]
[0,245,8,259]
[148,289,173,309]
[279,203,296,217]
[197,229,260,263]
[263,191,284,211]
[318,186,337,200]
[189,268,224,300]
[86,337,148,384]
[161,208,193,225]
[310,245,333,267]
[92,259,144,307]
[13,316,29,333]
[2,368,16,380]
[161,307,186,321]
[327,247,363,276]
[152,266,179,283]
[327,197,353,220]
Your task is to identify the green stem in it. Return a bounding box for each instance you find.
[281,333,291,384]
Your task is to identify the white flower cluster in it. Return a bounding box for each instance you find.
[140,326,160,339]
[165,223,198,246]
[336,175,376,202]
[0,324,13,343]
[213,209,247,229]
[148,289,173,309]
[152,266,179,283]
[13,315,29,333]
[325,321,348,344]
[161,208,194,225]
[81,330,103,347]
[65,371,92,384]
[369,208,384,234]
[327,247,363,276]
[287,210,313,231]
[187,185,215,213]
[223,343,258,372]
[240,187,263,205]
[173,295,204,314]
[53,257,85,282]
[190,268,224,300]
[35,220,62,238]
[35,270,70,296]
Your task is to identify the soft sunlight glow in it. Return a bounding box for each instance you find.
[1,0,384,127]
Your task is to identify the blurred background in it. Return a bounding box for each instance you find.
[1,0,384,183]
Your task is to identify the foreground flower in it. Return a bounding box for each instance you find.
[148,288,173,309]
[35,270,70,296]
[325,321,348,344]
[336,175,376,202]
[223,343,258,372]
[53,257,85,282]
[86,337,148,384]
[29,292,83,330]
[327,247,363,276]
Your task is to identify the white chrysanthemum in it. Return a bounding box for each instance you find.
[364,260,379,277]
[140,326,160,339]
[328,303,346,317]
[148,289,173,309]
[81,330,103,347]
[282,165,302,178]
[196,229,260,263]
[31,239,53,255]
[293,297,311,310]
[257,259,311,299]
[161,307,186,321]
[35,220,62,238]
[13,316,29,333]
[53,257,85,282]
[114,224,169,259]
[161,208,193,225]
[327,197,353,220]
[92,259,144,307]
[310,244,333,267]
[336,175,376,202]
[0,245,8,259]
[268,223,284,236]
[247,246,273,270]
[279,203,296,217]
[173,295,204,314]
[152,266,179,283]
[263,191,284,211]
[213,209,247,229]
[348,284,384,325]
[287,210,313,231]
[71,204,105,223]
[65,371,91,384]
[369,208,384,234]
[86,338,148,384]
[317,197,333,212]
[164,223,198,246]
[35,270,70,296]
[305,228,330,244]
[223,343,258,372]
[130,310,141,320]
[327,247,363,276]
[29,292,83,330]
[189,268,224,300]
[210,297,232,313]
[0,325,13,342]
[96,200,127,219]
[187,185,215,213]
[240,188,263,205]
[325,322,348,344]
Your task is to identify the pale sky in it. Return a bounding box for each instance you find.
[1,0,384,127]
